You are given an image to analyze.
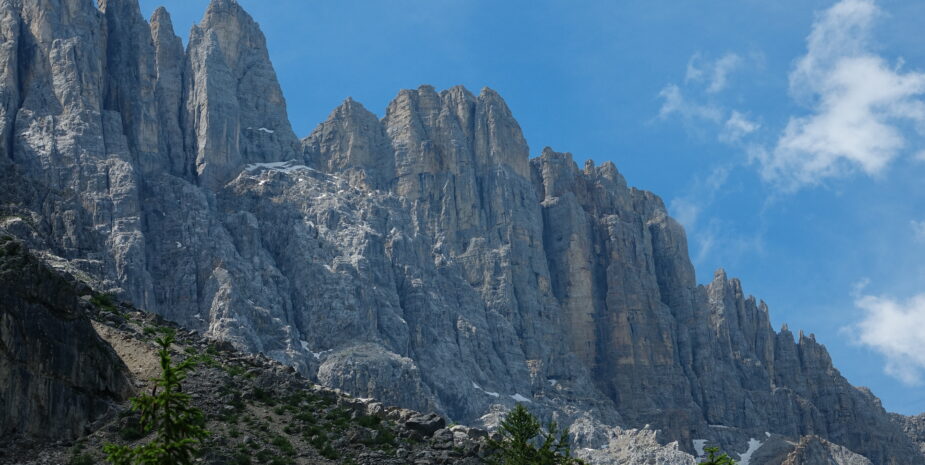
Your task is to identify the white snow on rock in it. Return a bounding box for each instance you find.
[737,438,762,465]
[510,393,532,403]
[244,161,310,174]
[471,382,500,397]
[300,340,330,360]
[693,439,707,459]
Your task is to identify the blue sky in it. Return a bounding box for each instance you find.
[139,0,925,415]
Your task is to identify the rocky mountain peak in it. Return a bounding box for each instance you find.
[149,4,187,176]
[185,0,298,188]
[197,0,260,70]
[304,96,394,189]
[0,1,922,464]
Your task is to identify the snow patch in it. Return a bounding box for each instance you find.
[472,382,500,398]
[254,127,275,134]
[693,439,707,459]
[765,432,771,438]
[300,341,329,360]
[510,393,532,403]
[737,438,762,465]
[175,241,182,248]
[244,161,310,174]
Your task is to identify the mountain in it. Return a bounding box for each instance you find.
[0,0,921,463]
[0,240,492,465]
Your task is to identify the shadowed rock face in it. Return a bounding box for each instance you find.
[892,413,925,456]
[0,238,132,442]
[0,1,922,464]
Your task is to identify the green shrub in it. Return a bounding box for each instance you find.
[319,444,339,460]
[69,453,96,465]
[90,293,117,312]
[231,452,251,465]
[357,415,380,428]
[251,387,276,405]
[271,435,295,456]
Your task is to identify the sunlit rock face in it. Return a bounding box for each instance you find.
[0,1,921,463]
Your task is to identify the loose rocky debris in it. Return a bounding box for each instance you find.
[0,294,489,465]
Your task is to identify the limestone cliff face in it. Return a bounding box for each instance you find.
[0,237,132,442]
[0,1,921,464]
[184,0,298,189]
[892,413,925,456]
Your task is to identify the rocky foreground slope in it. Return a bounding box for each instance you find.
[0,0,923,464]
[0,239,490,465]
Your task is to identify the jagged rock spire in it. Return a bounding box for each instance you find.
[184,0,298,188]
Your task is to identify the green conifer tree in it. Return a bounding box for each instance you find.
[487,404,585,465]
[699,446,737,465]
[104,331,209,465]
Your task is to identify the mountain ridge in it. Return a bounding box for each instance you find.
[0,0,922,464]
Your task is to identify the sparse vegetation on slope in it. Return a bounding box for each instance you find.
[0,253,491,465]
[487,404,584,465]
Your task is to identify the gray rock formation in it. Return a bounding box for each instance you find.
[780,436,874,465]
[0,0,921,464]
[184,0,298,188]
[0,237,132,443]
[892,413,925,456]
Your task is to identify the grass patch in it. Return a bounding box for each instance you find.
[357,415,380,428]
[89,293,117,312]
[68,453,95,465]
[271,435,296,456]
[252,387,276,406]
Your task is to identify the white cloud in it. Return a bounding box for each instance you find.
[852,293,925,384]
[670,198,702,232]
[720,111,760,143]
[659,53,758,147]
[657,84,724,123]
[686,53,743,94]
[761,0,925,190]
[851,277,871,297]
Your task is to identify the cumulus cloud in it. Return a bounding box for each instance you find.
[657,84,724,123]
[852,293,925,384]
[720,111,761,143]
[658,52,761,149]
[761,0,925,190]
[686,53,743,94]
